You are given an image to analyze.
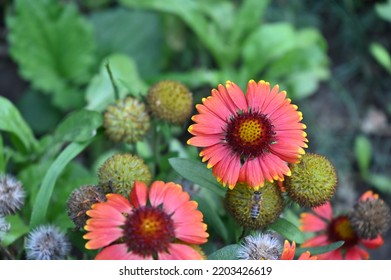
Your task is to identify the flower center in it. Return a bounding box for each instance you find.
[123,206,175,257]
[328,216,358,247]
[225,111,275,158]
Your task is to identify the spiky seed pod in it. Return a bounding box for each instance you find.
[349,197,391,239]
[0,174,25,216]
[237,232,282,260]
[285,153,337,208]
[98,153,152,196]
[66,185,107,229]
[103,97,150,144]
[224,182,284,229]
[147,80,193,125]
[25,225,71,260]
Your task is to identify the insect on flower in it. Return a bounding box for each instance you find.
[250,191,263,220]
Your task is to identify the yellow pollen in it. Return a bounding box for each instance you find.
[335,219,355,240]
[140,217,161,235]
[238,119,263,144]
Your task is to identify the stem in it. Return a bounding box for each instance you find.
[0,244,14,260]
[105,62,120,100]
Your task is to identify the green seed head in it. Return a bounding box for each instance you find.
[103,97,150,144]
[147,80,193,125]
[349,197,391,239]
[224,182,284,229]
[66,185,106,229]
[98,153,152,196]
[285,153,337,208]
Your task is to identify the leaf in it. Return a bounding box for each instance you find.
[0,135,5,172]
[366,173,391,194]
[207,244,241,260]
[0,96,38,153]
[296,241,344,256]
[86,53,148,112]
[268,217,305,244]
[354,135,372,178]
[370,43,391,74]
[54,109,102,143]
[168,158,226,197]
[89,7,164,78]
[1,215,30,246]
[375,0,391,22]
[6,0,96,110]
[30,140,92,227]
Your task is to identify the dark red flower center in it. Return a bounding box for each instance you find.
[123,206,175,257]
[328,215,359,248]
[225,111,275,159]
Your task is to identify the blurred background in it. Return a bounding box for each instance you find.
[1,0,391,259]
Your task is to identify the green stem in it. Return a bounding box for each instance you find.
[105,62,120,100]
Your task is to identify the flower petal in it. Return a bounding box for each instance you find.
[345,246,369,260]
[105,193,132,214]
[360,235,384,249]
[312,202,333,221]
[130,181,148,208]
[95,244,152,260]
[225,80,248,112]
[149,181,168,207]
[162,183,190,215]
[158,243,204,260]
[301,234,329,247]
[280,240,295,260]
[300,213,328,232]
[360,190,379,201]
[83,227,123,250]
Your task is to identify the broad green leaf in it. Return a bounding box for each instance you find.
[30,140,92,227]
[119,0,229,67]
[0,96,38,153]
[296,241,344,256]
[375,0,391,22]
[207,244,241,260]
[366,173,391,194]
[86,53,148,112]
[268,217,305,244]
[230,0,270,47]
[6,0,96,110]
[354,135,372,178]
[54,109,102,143]
[168,158,226,197]
[89,7,164,78]
[1,215,30,246]
[370,43,391,74]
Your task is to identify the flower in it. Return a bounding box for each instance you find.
[0,216,11,242]
[187,80,308,189]
[280,240,317,260]
[300,192,384,259]
[237,232,282,260]
[83,181,209,260]
[25,225,71,260]
[0,173,25,216]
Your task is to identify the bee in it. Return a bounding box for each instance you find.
[249,191,263,220]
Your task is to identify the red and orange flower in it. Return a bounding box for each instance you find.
[300,192,384,260]
[280,240,317,260]
[83,181,209,260]
[187,80,308,189]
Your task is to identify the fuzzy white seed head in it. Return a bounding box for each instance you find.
[0,216,11,242]
[0,174,25,216]
[237,232,282,260]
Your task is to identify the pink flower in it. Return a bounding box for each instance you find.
[300,192,384,260]
[83,181,209,260]
[187,80,307,189]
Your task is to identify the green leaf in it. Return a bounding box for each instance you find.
[89,7,164,78]
[30,140,92,227]
[54,109,102,143]
[354,135,372,178]
[268,217,305,244]
[86,53,148,112]
[296,241,344,256]
[207,244,241,260]
[375,0,391,22]
[370,43,391,74]
[366,173,391,194]
[0,96,38,153]
[0,135,5,172]
[6,0,96,110]
[1,215,30,246]
[168,158,226,198]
